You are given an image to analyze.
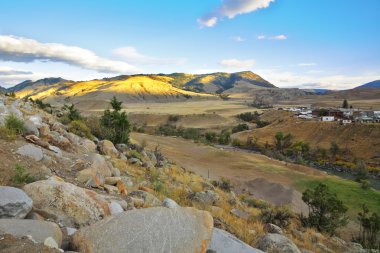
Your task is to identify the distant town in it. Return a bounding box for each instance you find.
[281,100,380,124]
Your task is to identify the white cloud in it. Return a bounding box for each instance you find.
[232,36,245,42]
[113,47,186,65]
[219,59,256,69]
[0,66,32,76]
[198,0,275,27]
[257,34,287,40]
[0,35,141,74]
[298,63,317,67]
[197,16,218,28]
[255,68,380,90]
[272,35,287,40]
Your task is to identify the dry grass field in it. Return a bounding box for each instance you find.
[131,133,380,220]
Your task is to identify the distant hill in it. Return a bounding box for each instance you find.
[354,80,380,89]
[8,77,68,93]
[302,88,331,94]
[0,86,7,93]
[9,71,275,107]
[168,71,276,93]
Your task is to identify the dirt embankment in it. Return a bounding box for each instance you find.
[235,117,380,163]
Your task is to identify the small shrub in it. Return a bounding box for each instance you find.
[231,139,241,147]
[212,177,233,192]
[11,164,35,184]
[359,180,371,190]
[127,150,143,160]
[68,120,93,139]
[240,194,270,209]
[260,206,294,228]
[205,132,217,143]
[5,115,25,135]
[168,115,180,122]
[232,123,249,133]
[0,126,16,140]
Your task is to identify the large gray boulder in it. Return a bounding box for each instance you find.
[16,144,44,161]
[72,207,213,253]
[0,186,33,219]
[0,219,63,247]
[23,178,110,227]
[208,228,264,253]
[256,233,301,253]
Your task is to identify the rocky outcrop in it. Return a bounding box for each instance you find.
[23,179,110,227]
[0,186,33,219]
[0,219,63,247]
[162,198,179,209]
[256,233,301,253]
[77,154,113,183]
[72,207,213,253]
[208,228,264,253]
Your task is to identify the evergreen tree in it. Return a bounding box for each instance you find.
[101,96,130,144]
[302,183,348,235]
[342,99,349,109]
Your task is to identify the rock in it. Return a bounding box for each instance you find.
[0,219,63,247]
[230,208,250,220]
[72,207,213,253]
[77,154,113,183]
[0,186,33,219]
[85,173,105,189]
[264,223,283,234]
[24,120,40,136]
[0,234,61,253]
[50,122,66,135]
[39,124,51,137]
[128,157,142,165]
[105,177,121,185]
[104,184,119,194]
[256,233,301,253]
[344,242,366,253]
[193,190,219,205]
[81,139,97,152]
[47,131,72,151]
[208,228,264,253]
[98,140,119,158]
[162,198,179,209]
[316,243,334,253]
[128,190,162,207]
[23,180,110,227]
[108,202,123,215]
[16,144,44,161]
[115,143,128,153]
[65,132,80,145]
[25,211,45,221]
[28,115,42,128]
[44,237,59,249]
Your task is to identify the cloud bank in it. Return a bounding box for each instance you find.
[198,0,275,27]
[0,35,141,74]
[219,59,256,68]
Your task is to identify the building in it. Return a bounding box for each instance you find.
[322,116,335,122]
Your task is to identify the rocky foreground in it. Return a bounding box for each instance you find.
[0,95,367,252]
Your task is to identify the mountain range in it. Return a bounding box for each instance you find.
[354,80,380,89]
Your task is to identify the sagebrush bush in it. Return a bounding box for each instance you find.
[68,120,93,139]
[11,164,36,184]
[260,206,294,228]
[5,114,25,135]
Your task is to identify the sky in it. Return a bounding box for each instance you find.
[0,0,379,89]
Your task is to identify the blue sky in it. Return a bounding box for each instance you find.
[0,0,379,89]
